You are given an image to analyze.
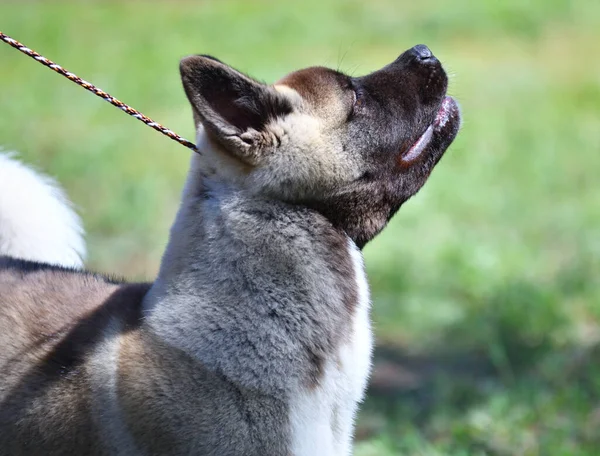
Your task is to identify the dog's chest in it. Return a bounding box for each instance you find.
[289,241,373,456]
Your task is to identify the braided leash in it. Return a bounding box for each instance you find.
[0,31,198,152]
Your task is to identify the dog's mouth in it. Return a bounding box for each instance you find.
[400,96,461,163]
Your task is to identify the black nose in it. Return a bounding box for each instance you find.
[410,44,435,62]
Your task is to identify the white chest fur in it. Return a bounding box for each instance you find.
[289,238,373,456]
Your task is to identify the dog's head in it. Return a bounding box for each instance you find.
[180,45,460,247]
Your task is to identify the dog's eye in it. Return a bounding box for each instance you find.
[353,88,364,109]
[348,84,365,120]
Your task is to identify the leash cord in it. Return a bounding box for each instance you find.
[0,31,198,152]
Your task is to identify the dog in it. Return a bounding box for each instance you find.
[0,44,460,455]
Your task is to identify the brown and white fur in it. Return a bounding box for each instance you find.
[0,45,460,455]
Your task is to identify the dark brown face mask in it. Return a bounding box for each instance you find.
[284,45,461,247]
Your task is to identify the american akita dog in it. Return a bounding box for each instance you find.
[0,44,460,455]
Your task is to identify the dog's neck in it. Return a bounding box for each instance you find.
[149,153,301,285]
[141,153,360,382]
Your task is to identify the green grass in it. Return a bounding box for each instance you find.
[2,1,599,454]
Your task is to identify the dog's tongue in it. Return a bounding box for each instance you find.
[433,96,454,131]
[400,97,453,163]
[401,126,433,163]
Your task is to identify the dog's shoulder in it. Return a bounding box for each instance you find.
[0,257,150,455]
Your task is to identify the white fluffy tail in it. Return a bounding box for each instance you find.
[0,151,86,268]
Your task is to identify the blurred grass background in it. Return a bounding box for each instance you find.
[1,0,599,454]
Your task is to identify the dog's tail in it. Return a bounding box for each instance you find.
[0,151,86,268]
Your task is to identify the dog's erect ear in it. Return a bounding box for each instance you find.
[180,55,293,164]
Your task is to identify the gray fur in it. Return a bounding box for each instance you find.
[145,168,356,396]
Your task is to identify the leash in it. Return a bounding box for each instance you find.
[0,31,198,152]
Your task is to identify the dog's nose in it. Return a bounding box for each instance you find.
[394,45,439,68]
[409,44,435,62]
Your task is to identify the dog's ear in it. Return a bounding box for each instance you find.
[180,55,292,164]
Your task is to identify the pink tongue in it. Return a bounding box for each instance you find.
[434,96,453,129]
[401,125,433,163]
